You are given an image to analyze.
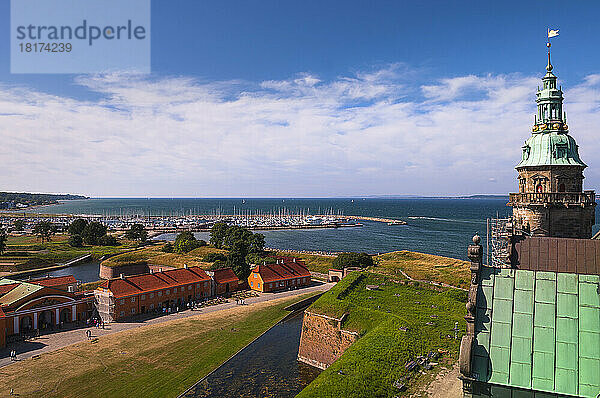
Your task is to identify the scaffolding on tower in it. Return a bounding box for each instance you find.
[487,217,513,267]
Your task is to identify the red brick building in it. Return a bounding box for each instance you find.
[94,266,212,322]
[248,257,311,292]
[0,276,94,348]
[207,268,242,295]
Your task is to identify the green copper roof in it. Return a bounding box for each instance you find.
[517,52,587,169]
[471,266,600,396]
[0,278,44,306]
[517,132,586,168]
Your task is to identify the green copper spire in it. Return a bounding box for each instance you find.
[516,44,586,168]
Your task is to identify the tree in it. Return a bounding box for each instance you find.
[249,233,266,253]
[81,221,107,245]
[332,252,374,269]
[174,231,202,254]
[13,219,25,231]
[33,221,55,242]
[223,226,253,251]
[68,218,88,236]
[209,222,229,249]
[209,259,227,270]
[202,252,227,263]
[124,223,147,242]
[227,251,250,280]
[68,234,83,248]
[0,229,6,255]
[98,234,118,246]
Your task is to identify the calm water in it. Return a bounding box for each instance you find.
[26,197,600,259]
[182,310,321,398]
[15,261,101,284]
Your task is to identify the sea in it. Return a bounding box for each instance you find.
[23,196,586,260]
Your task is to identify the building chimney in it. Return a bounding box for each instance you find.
[184,264,188,269]
[119,273,124,279]
[293,258,296,263]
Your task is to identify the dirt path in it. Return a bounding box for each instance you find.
[425,363,462,397]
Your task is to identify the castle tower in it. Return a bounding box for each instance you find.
[508,44,596,238]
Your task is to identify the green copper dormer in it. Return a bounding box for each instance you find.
[517,48,586,168]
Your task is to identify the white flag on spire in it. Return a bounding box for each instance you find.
[548,28,559,38]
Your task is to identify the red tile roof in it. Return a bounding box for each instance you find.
[98,266,210,298]
[31,275,77,287]
[212,268,239,284]
[252,257,310,282]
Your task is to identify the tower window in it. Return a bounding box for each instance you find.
[559,183,566,192]
[522,145,531,160]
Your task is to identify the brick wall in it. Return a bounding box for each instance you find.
[297,311,358,370]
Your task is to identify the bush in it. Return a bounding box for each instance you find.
[203,252,226,263]
[98,234,118,246]
[332,252,374,269]
[246,252,276,265]
[210,259,227,270]
[68,234,84,248]
[173,232,205,254]
[162,242,174,253]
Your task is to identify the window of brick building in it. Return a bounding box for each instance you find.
[120,311,125,317]
[188,285,192,290]
[141,294,146,300]
[131,297,136,303]
[120,299,124,305]
[131,308,135,314]
[166,289,170,295]
[150,293,154,298]
[158,291,162,297]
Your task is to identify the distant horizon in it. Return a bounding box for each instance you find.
[61,194,511,199]
[3,1,600,197]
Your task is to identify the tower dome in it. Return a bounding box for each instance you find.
[508,46,596,238]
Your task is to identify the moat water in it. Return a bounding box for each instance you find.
[181,309,321,398]
[14,261,101,284]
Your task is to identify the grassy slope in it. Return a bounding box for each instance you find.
[101,245,227,269]
[276,250,470,289]
[0,234,136,272]
[0,294,312,398]
[297,272,466,398]
[374,251,471,289]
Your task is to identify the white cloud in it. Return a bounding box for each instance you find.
[1,66,599,197]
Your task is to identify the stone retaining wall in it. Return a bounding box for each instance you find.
[297,311,358,370]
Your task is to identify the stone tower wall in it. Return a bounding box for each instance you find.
[516,166,584,193]
[512,205,594,238]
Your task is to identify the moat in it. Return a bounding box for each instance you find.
[181,309,321,398]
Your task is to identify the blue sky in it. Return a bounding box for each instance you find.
[1,1,600,197]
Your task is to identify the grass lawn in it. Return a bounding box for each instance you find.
[374,251,471,289]
[0,234,137,272]
[275,249,469,289]
[0,294,312,398]
[101,244,227,269]
[297,272,466,397]
[275,250,336,273]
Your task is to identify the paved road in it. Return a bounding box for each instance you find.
[0,282,333,368]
